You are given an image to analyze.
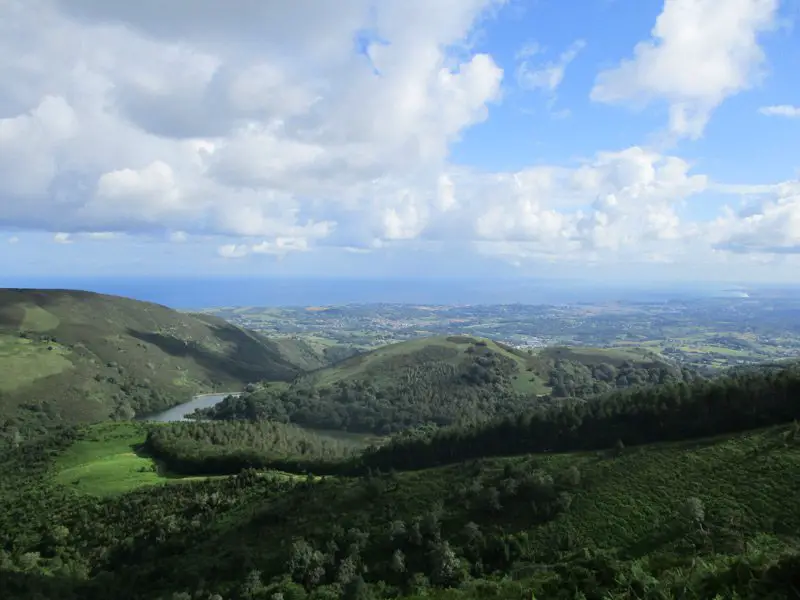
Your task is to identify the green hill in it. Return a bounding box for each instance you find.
[193,335,555,434]
[0,289,304,431]
[2,418,799,599]
[193,336,696,435]
[304,335,549,394]
[2,362,800,598]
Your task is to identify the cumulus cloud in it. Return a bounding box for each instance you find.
[591,0,778,138]
[759,105,800,118]
[0,0,505,252]
[710,182,800,253]
[466,146,708,262]
[0,0,795,274]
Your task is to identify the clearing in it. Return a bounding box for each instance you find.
[0,335,73,391]
[52,423,213,497]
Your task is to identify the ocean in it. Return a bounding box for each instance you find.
[0,276,740,309]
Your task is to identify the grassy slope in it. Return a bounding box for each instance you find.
[52,423,215,497]
[0,289,303,428]
[303,335,551,395]
[536,344,669,368]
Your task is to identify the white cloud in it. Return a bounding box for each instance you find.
[709,182,800,253]
[591,0,778,138]
[8,236,19,244]
[217,244,249,259]
[516,39,586,93]
[759,104,800,118]
[0,0,505,252]
[0,0,796,277]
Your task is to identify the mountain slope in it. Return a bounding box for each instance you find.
[195,336,696,434]
[0,289,303,430]
[304,335,549,395]
[2,420,799,599]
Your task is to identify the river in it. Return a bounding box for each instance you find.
[138,392,240,422]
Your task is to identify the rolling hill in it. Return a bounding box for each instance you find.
[2,352,800,599]
[303,335,550,394]
[0,288,305,431]
[193,335,697,434]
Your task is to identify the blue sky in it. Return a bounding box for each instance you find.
[1,0,799,284]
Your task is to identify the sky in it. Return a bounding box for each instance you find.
[1,0,799,284]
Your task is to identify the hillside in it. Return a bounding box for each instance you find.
[2,363,800,598]
[2,418,799,599]
[194,335,696,434]
[0,289,303,431]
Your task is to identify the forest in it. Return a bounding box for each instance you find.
[191,342,699,435]
[142,362,800,479]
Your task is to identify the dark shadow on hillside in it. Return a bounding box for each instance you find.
[126,325,300,384]
[0,569,82,600]
[622,523,688,560]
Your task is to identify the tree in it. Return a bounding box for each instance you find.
[429,540,463,586]
[390,549,406,574]
[343,576,372,600]
[683,497,706,528]
[240,569,265,599]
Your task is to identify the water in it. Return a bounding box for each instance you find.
[0,276,736,309]
[139,393,238,422]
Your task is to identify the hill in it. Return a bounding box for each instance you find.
[2,416,799,599]
[0,289,304,431]
[193,335,697,434]
[303,335,549,394]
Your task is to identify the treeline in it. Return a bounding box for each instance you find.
[145,421,361,476]
[358,363,800,472]
[546,357,699,397]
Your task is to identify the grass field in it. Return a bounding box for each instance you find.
[0,335,73,391]
[52,423,214,497]
[51,422,325,497]
[20,305,60,331]
[538,345,663,367]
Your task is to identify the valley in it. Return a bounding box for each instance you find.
[203,295,800,372]
[2,289,800,599]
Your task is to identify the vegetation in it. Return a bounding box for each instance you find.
[0,289,304,433]
[193,336,694,434]
[4,291,800,598]
[359,362,800,471]
[208,297,800,370]
[52,422,215,497]
[145,420,365,476]
[2,413,800,599]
